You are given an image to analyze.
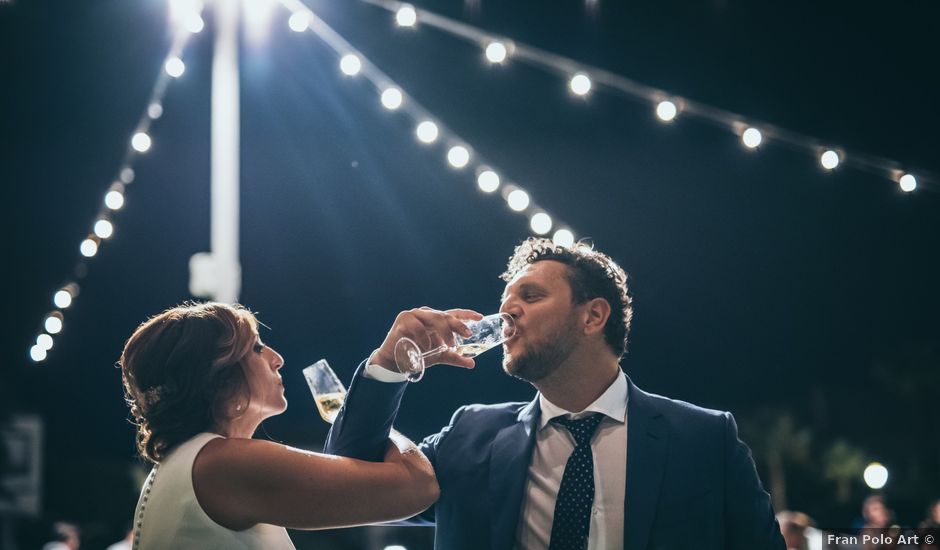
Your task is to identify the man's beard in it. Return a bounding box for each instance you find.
[502,316,579,383]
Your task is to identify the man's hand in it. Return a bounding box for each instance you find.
[371,307,483,373]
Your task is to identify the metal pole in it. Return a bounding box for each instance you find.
[211,0,241,304]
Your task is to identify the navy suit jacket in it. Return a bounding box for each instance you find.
[325,363,785,550]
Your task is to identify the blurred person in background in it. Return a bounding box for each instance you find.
[41,521,80,550]
[776,510,814,550]
[920,499,940,528]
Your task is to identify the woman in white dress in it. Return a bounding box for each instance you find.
[119,302,441,549]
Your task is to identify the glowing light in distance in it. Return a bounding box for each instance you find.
[899,173,916,192]
[45,315,63,334]
[105,190,125,210]
[863,462,888,489]
[94,219,114,239]
[185,13,205,33]
[820,150,840,170]
[340,54,361,76]
[396,4,417,27]
[54,290,72,309]
[170,0,204,33]
[553,229,575,247]
[30,345,47,362]
[120,168,135,183]
[742,127,762,149]
[416,121,439,143]
[80,238,98,258]
[165,57,185,78]
[288,11,310,32]
[37,333,54,351]
[131,132,152,153]
[477,170,500,193]
[656,100,677,122]
[569,73,592,96]
[148,102,163,119]
[447,146,470,168]
[507,189,530,211]
[485,42,508,63]
[381,88,403,110]
[530,213,552,234]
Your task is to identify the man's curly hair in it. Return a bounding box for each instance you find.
[501,238,633,358]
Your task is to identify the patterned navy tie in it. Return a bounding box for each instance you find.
[548,413,605,550]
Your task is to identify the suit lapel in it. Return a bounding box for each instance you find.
[623,379,668,550]
[489,398,540,550]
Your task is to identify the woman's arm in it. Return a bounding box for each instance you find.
[192,432,439,531]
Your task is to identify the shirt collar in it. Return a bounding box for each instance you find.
[537,370,628,430]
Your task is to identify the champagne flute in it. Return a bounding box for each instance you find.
[302,359,347,423]
[393,312,515,382]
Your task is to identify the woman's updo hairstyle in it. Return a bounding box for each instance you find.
[120,302,259,463]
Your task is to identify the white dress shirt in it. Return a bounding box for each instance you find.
[515,371,628,550]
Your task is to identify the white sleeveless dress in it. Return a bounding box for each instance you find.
[132,432,295,550]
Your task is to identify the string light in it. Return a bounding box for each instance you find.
[507,189,530,211]
[395,4,417,27]
[899,173,916,192]
[131,132,152,153]
[165,57,185,78]
[185,14,205,33]
[36,334,54,351]
[80,237,99,258]
[381,87,403,109]
[105,185,125,210]
[276,0,578,250]
[416,121,439,143]
[44,313,63,335]
[530,212,552,234]
[30,345,47,363]
[820,150,840,170]
[447,146,470,168]
[656,100,677,122]
[288,11,310,32]
[53,289,72,309]
[340,54,362,75]
[569,73,592,96]
[148,103,164,120]
[485,41,508,64]
[553,229,575,247]
[477,169,500,193]
[94,219,114,239]
[359,0,934,192]
[31,29,198,362]
[742,127,762,149]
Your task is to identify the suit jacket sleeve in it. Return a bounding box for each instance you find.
[323,360,467,526]
[722,411,786,549]
[324,360,408,462]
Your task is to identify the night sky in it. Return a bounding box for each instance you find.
[3,0,939,545]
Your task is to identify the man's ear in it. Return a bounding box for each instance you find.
[583,298,611,337]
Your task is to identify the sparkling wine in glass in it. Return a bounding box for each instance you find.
[302,359,347,423]
[394,312,515,382]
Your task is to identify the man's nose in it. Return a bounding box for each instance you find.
[499,298,522,318]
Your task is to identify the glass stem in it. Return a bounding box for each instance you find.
[419,344,451,359]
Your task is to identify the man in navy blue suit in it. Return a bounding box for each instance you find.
[325,238,785,549]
